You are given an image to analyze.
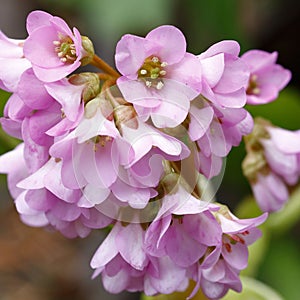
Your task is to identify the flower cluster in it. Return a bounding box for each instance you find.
[0,10,296,299]
[242,118,300,212]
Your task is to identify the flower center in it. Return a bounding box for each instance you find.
[53,34,77,64]
[138,56,167,90]
[246,74,260,95]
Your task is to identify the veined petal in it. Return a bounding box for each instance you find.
[26,10,52,34]
[115,34,158,77]
[146,25,186,64]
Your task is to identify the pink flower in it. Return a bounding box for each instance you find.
[115,25,201,128]
[198,40,250,108]
[243,120,300,212]
[23,10,85,82]
[191,208,267,300]
[191,102,253,179]
[0,31,31,92]
[11,155,112,238]
[91,221,190,295]
[241,50,291,105]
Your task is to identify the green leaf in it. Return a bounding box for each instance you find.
[266,184,300,236]
[223,276,284,300]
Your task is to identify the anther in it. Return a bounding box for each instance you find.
[60,57,67,63]
[53,40,61,46]
[140,69,147,75]
[66,55,76,61]
[151,56,159,63]
[224,243,232,253]
[159,70,167,76]
[251,74,258,81]
[156,81,164,90]
[145,81,152,88]
[252,87,260,95]
[161,62,168,67]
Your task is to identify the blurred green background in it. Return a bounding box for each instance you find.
[0,1,299,299]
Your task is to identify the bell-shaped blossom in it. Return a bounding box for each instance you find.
[90,189,210,296]
[115,25,202,128]
[243,119,300,212]
[241,50,291,105]
[189,207,267,300]
[198,40,250,108]
[23,10,86,82]
[0,31,31,92]
[192,102,253,179]
[5,152,112,237]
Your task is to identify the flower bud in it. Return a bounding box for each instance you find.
[113,104,138,131]
[80,35,95,66]
[242,150,268,183]
[69,72,100,103]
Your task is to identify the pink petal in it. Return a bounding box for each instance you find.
[111,178,151,209]
[268,127,300,153]
[200,53,225,88]
[146,25,186,64]
[222,240,248,270]
[184,212,222,246]
[258,64,291,90]
[18,68,54,109]
[262,139,298,176]
[31,60,81,82]
[24,26,62,67]
[167,53,202,92]
[80,184,110,207]
[45,79,83,121]
[165,224,206,267]
[115,34,158,77]
[90,224,120,268]
[189,105,214,141]
[0,58,31,92]
[241,50,277,73]
[150,256,188,294]
[26,10,52,34]
[214,87,247,108]
[213,55,249,94]
[199,40,240,59]
[116,224,148,270]
[117,78,162,107]
[102,268,130,294]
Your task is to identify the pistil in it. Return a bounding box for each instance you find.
[53,34,77,64]
[138,55,168,90]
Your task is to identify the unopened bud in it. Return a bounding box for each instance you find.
[157,173,180,197]
[242,151,268,182]
[69,72,100,103]
[114,105,138,131]
[84,95,113,119]
[80,35,95,66]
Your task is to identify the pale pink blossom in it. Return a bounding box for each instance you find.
[241,50,291,104]
[115,25,201,128]
[198,40,250,108]
[245,125,300,212]
[23,10,85,82]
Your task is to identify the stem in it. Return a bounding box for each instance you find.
[98,73,114,81]
[170,161,200,199]
[91,54,120,78]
